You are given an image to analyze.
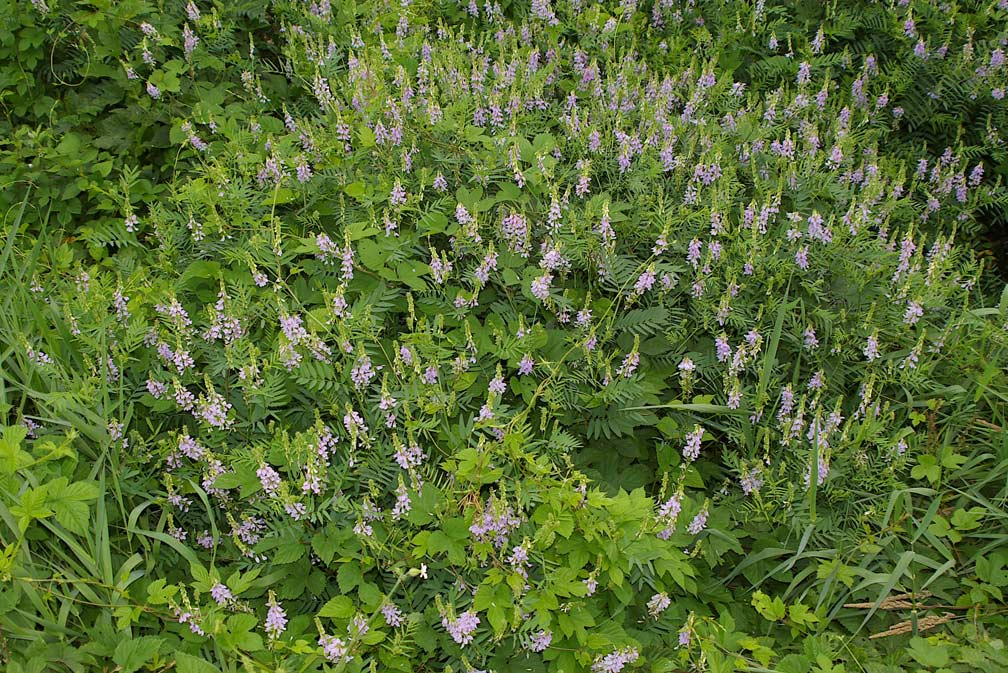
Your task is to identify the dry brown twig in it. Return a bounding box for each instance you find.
[869,612,957,639]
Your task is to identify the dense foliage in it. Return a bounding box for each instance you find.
[1,1,1007,673]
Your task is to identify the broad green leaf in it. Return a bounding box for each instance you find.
[319,596,355,619]
[113,637,163,673]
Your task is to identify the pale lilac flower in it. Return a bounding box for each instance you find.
[796,61,810,85]
[392,483,412,519]
[211,583,232,605]
[740,468,763,495]
[341,245,355,280]
[507,543,530,578]
[682,426,703,462]
[285,502,307,520]
[442,610,480,646]
[529,629,552,652]
[296,158,313,183]
[183,24,198,59]
[319,634,351,663]
[489,376,507,394]
[530,274,552,302]
[27,345,53,366]
[795,245,809,270]
[176,609,204,636]
[264,595,287,639]
[382,603,404,627]
[803,327,819,350]
[390,180,407,206]
[518,354,534,375]
[686,238,702,267]
[197,390,232,429]
[178,434,204,460]
[618,351,639,378]
[634,269,656,294]
[469,500,521,548]
[715,336,731,362]
[904,300,923,325]
[864,334,879,361]
[257,464,282,496]
[349,614,369,637]
[351,355,377,389]
[591,646,639,673]
[647,592,671,618]
[687,508,708,534]
[394,442,425,470]
[727,389,742,409]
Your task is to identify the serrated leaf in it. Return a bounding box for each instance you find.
[318,596,355,619]
[114,637,163,673]
[174,652,220,673]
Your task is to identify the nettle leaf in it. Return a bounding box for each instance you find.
[358,581,383,609]
[113,636,164,673]
[319,595,355,619]
[261,531,305,564]
[907,636,951,669]
[311,528,339,564]
[0,425,32,473]
[11,486,51,530]
[174,651,221,673]
[45,478,99,534]
[752,591,787,622]
[337,562,363,593]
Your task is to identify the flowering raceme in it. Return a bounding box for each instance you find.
[12,2,1002,673]
[442,610,480,646]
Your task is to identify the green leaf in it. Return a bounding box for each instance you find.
[487,603,507,635]
[951,507,984,531]
[0,425,32,473]
[146,578,178,604]
[174,651,221,673]
[752,590,787,621]
[358,238,389,270]
[222,614,264,652]
[47,478,99,534]
[311,530,338,564]
[907,637,950,668]
[113,637,163,673]
[338,562,362,593]
[345,182,367,199]
[418,211,449,235]
[11,486,52,530]
[911,455,941,485]
[319,596,355,619]
[358,581,383,609]
[788,603,819,628]
[396,260,429,291]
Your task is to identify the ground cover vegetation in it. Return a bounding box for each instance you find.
[1,0,1007,672]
